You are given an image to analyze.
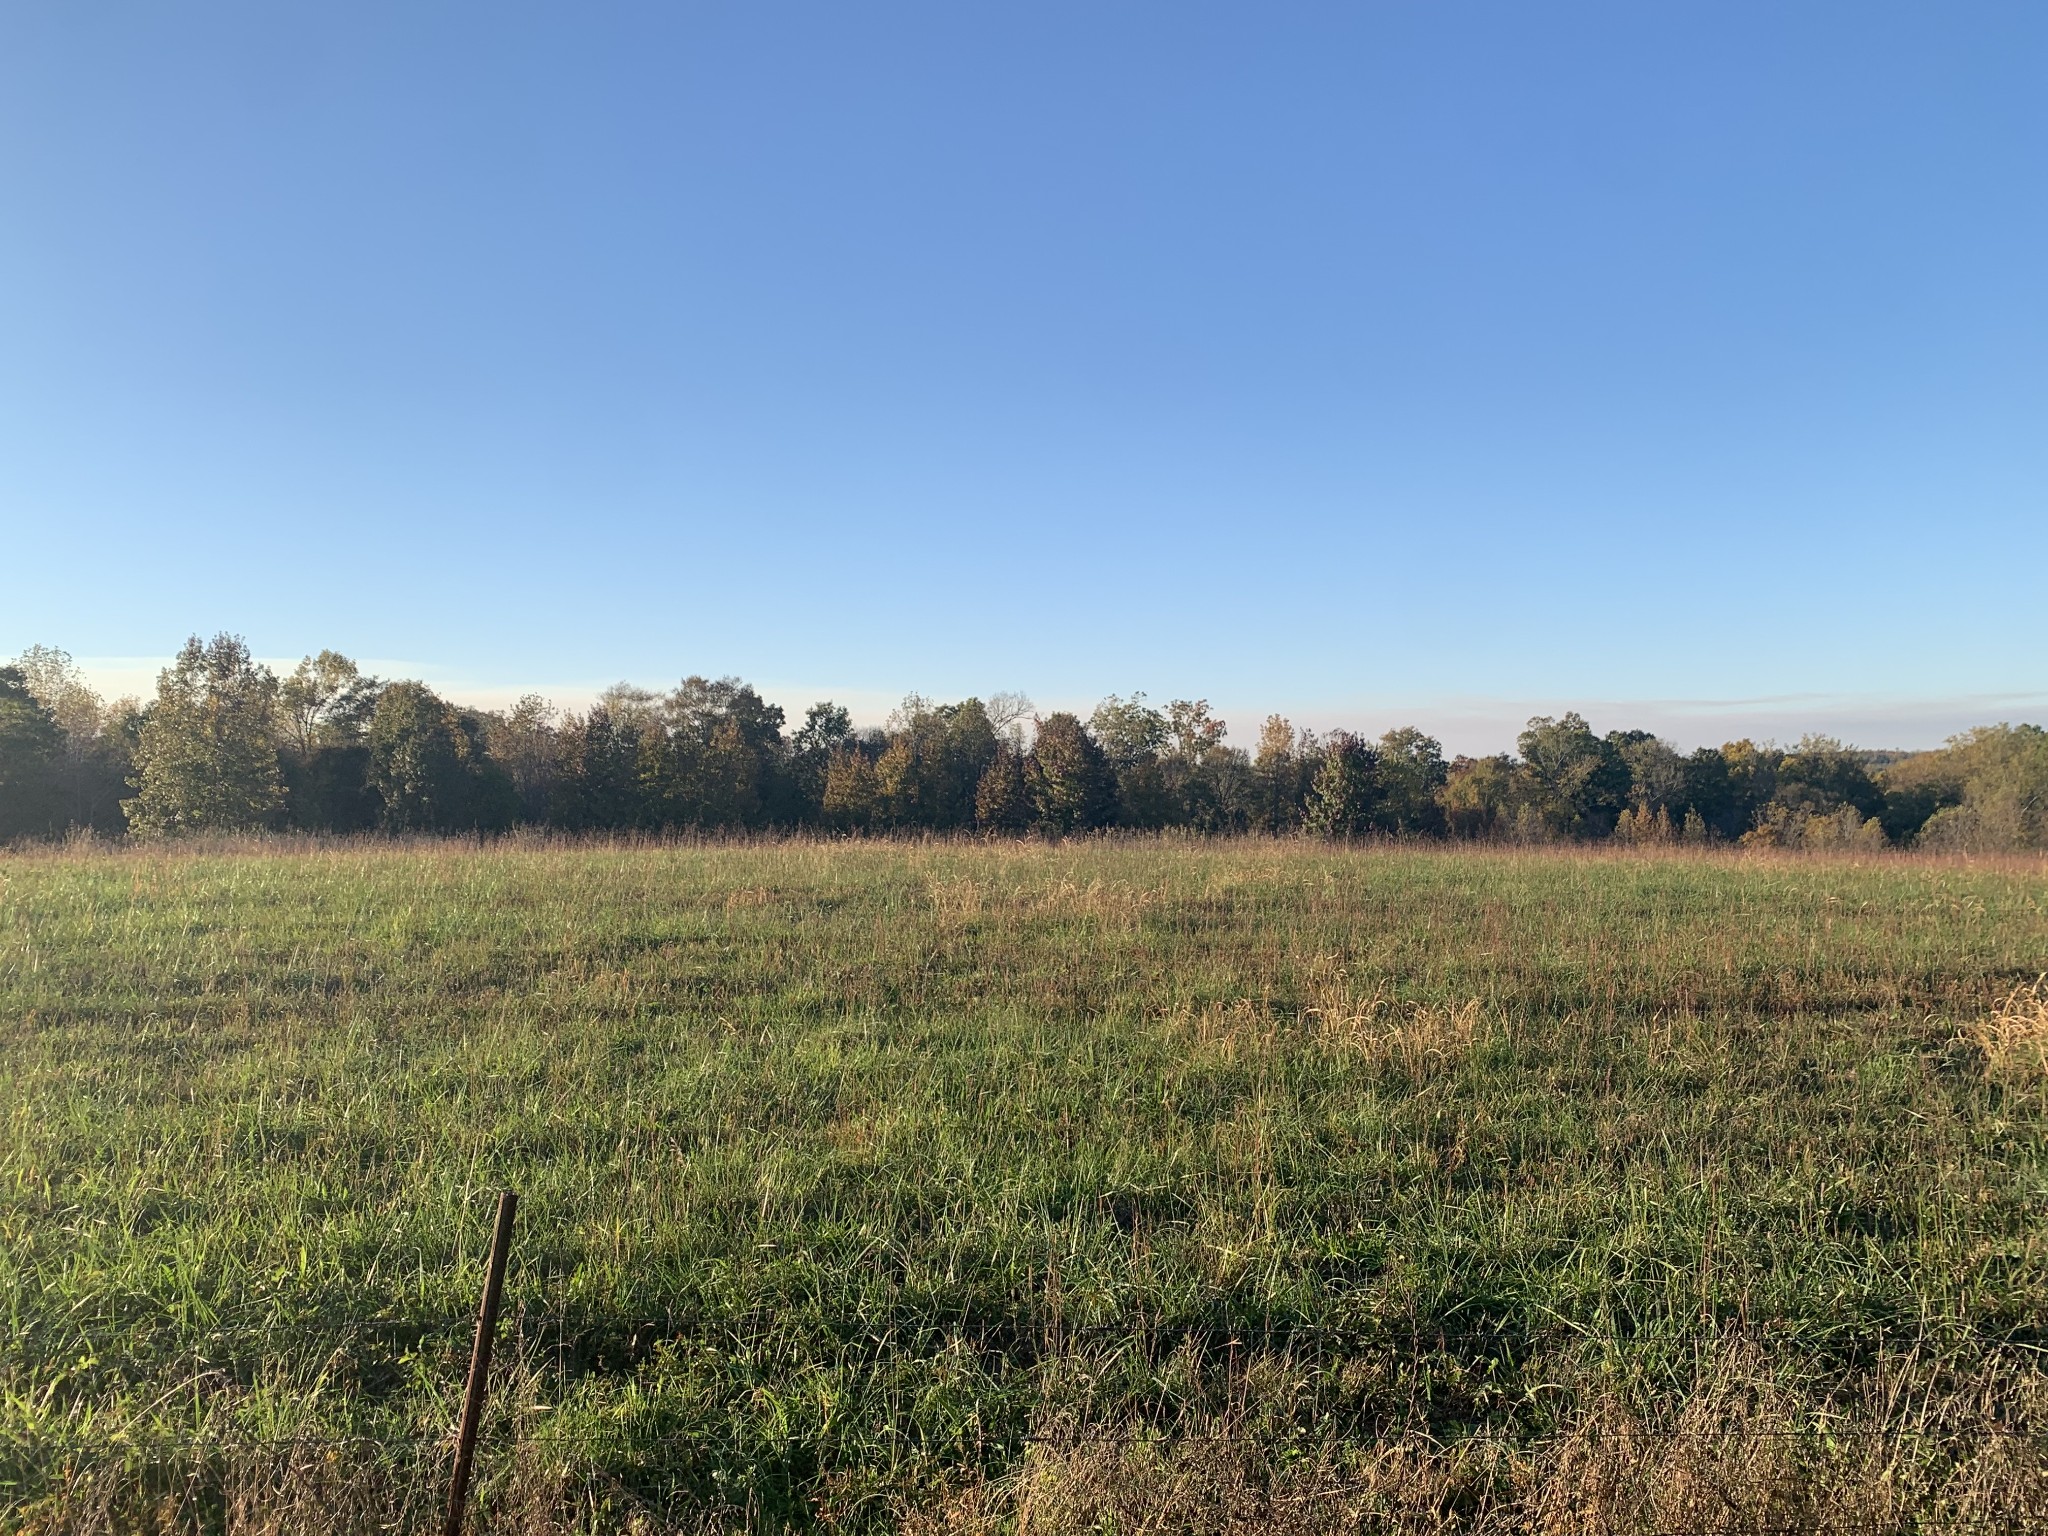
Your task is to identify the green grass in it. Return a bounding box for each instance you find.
[3,838,2046,1532]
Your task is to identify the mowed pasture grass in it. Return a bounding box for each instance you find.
[3,838,2047,1532]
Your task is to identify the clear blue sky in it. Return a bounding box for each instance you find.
[3,3,2043,751]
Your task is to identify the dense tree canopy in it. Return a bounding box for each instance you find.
[4,635,2043,850]
[0,666,64,841]
[123,636,286,837]
[1303,733,1379,840]
[12,646,134,832]
[1027,713,1118,834]
[366,681,513,833]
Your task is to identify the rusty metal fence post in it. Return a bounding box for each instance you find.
[443,1190,518,1536]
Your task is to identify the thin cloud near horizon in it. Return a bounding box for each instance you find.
[46,653,2045,760]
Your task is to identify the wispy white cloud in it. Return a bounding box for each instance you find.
[1261,692,2048,757]
[57,655,917,733]
[50,655,2043,758]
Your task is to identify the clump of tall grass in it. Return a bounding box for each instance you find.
[926,873,1165,928]
[1299,952,1483,1072]
[1960,975,2048,1086]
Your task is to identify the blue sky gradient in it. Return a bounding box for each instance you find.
[3,3,2043,751]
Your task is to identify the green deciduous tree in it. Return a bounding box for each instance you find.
[1772,735,1884,821]
[275,650,383,832]
[366,681,512,833]
[1874,749,1961,845]
[1679,747,1738,839]
[485,695,561,824]
[1738,736,1888,847]
[790,702,855,819]
[821,745,880,831]
[1151,698,1237,832]
[1913,725,2048,851]
[1376,727,1447,834]
[876,696,1000,830]
[14,645,140,834]
[0,665,64,840]
[279,651,381,756]
[1165,699,1228,765]
[1249,715,1313,834]
[1091,694,1176,829]
[1113,757,1176,829]
[1439,754,1517,838]
[124,635,286,838]
[551,706,651,830]
[642,676,788,828]
[1027,713,1117,833]
[1610,731,1686,817]
[1304,732,1381,839]
[975,744,1033,832]
[1517,713,1629,837]
[701,719,764,827]
[1090,694,1168,771]
[1719,740,1782,836]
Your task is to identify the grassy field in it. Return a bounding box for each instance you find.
[3,837,2047,1533]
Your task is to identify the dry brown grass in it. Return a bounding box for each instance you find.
[1300,952,1483,1073]
[5,1436,643,1536]
[910,1354,2048,1536]
[906,1424,2048,1536]
[26,1412,2048,1536]
[926,872,1167,931]
[1960,976,2048,1087]
[28,1339,2048,1535]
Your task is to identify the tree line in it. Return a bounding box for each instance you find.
[3,634,2044,851]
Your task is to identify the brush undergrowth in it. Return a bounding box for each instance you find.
[3,838,2046,1532]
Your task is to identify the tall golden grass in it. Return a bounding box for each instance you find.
[1961,976,2048,1087]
